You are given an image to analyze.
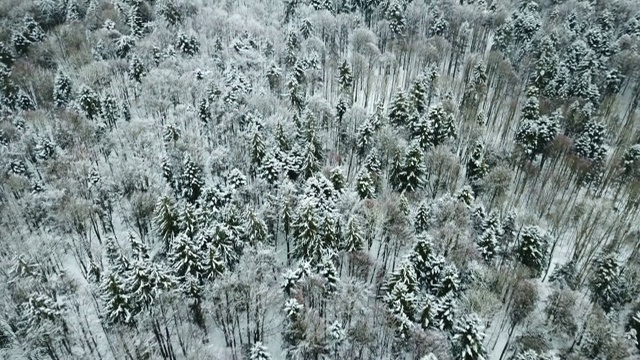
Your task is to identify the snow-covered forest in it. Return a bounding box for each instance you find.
[1,0,640,358]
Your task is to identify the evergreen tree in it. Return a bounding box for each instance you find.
[101,93,119,129]
[386,0,406,37]
[515,226,549,277]
[414,202,430,233]
[250,126,266,167]
[389,90,410,127]
[260,151,281,185]
[429,104,457,147]
[129,55,146,83]
[169,233,203,278]
[100,272,135,326]
[338,60,353,94]
[128,0,145,37]
[329,166,346,193]
[589,254,623,312]
[400,142,426,192]
[180,156,204,203]
[293,199,322,263]
[355,169,375,199]
[53,71,71,107]
[343,217,364,252]
[466,141,488,193]
[435,294,456,331]
[437,264,460,297]
[250,342,272,360]
[411,76,428,114]
[154,195,179,253]
[575,121,607,164]
[389,149,404,191]
[477,228,498,263]
[356,119,375,156]
[78,85,101,120]
[0,41,14,68]
[453,316,487,360]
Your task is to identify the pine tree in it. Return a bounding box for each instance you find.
[260,151,281,185]
[414,202,430,233]
[0,41,14,68]
[169,233,203,278]
[250,342,272,360]
[389,149,404,191]
[356,119,375,156]
[100,272,135,326]
[515,226,549,277]
[589,255,622,312]
[453,316,487,360]
[329,166,346,193]
[477,228,498,263]
[343,217,364,252]
[429,104,457,146]
[575,121,607,164]
[411,76,428,114]
[338,60,353,94]
[128,0,145,37]
[386,0,406,37]
[101,93,119,129]
[129,55,145,83]
[466,141,488,193]
[455,186,474,208]
[400,142,426,192]
[389,90,410,127]
[180,156,204,203]
[435,294,456,331]
[78,85,101,120]
[154,195,179,253]
[293,199,322,263]
[53,71,71,107]
[176,33,200,56]
[437,264,460,297]
[318,254,339,296]
[355,170,375,199]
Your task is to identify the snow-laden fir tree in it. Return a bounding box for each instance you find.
[477,228,498,263]
[435,294,456,331]
[129,55,145,83]
[356,118,375,156]
[466,141,488,192]
[260,151,281,185]
[515,226,549,277]
[77,85,101,120]
[293,198,322,264]
[338,60,353,94]
[575,121,607,164]
[389,90,410,127]
[414,202,430,234]
[176,33,200,56]
[53,71,71,107]
[329,166,346,193]
[100,272,135,326]
[400,142,426,193]
[180,156,204,203]
[154,195,179,253]
[355,169,375,199]
[343,216,364,252]
[429,104,457,147]
[386,0,406,37]
[589,254,623,312]
[250,342,272,360]
[318,253,339,296]
[411,75,428,114]
[453,315,487,360]
[101,93,119,129]
[169,232,203,278]
[282,298,306,358]
[437,264,460,297]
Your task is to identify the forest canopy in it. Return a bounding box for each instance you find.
[1,0,640,359]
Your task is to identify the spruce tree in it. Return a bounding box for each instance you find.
[515,226,549,277]
[435,294,456,331]
[53,71,71,107]
[169,233,203,278]
[129,55,146,83]
[453,316,487,360]
[78,85,101,120]
[154,195,179,253]
[293,199,322,264]
[477,228,498,263]
[100,272,135,326]
[338,60,353,94]
[180,156,204,203]
[389,90,410,127]
[250,342,272,360]
[386,0,406,37]
[589,254,622,312]
[329,166,346,193]
[343,217,364,252]
[355,170,375,199]
[400,142,426,193]
[414,202,430,234]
